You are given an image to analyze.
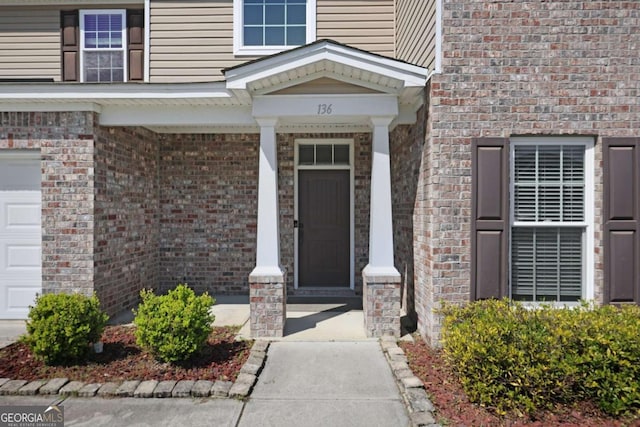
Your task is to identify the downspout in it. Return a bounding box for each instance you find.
[144,0,150,82]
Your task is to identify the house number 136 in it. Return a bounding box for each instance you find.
[317,103,333,115]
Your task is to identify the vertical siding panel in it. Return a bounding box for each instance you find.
[0,8,61,80]
[395,0,437,70]
[603,138,640,305]
[471,138,509,300]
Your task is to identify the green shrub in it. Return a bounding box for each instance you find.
[133,284,215,363]
[24,292,108,365]
[441,299,640,416]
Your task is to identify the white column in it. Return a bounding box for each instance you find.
[366,116,399,276]
[252,117,282,276]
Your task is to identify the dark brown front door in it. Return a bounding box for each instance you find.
[298,170,350,286]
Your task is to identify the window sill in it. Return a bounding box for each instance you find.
[234,45,302,57]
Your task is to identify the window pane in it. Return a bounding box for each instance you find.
[97,32,110,48]
[265,26,285,45]
[243,0,306,47]
[265,5,285,24]
[286,26,306,45]
[511,227,582,302]
[83,51,124,82]
[85,33,97,48]
[334,145,349,165]
[299,145,314,165]
[287,5,306,24]
[244,27,263,45]
[245,5,263,25]
[514,144,585,222]
[84,14,97,31]
[316,145,332,164]
[0,156,40,191]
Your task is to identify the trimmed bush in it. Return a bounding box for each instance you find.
[441,299,640,416]
[24,293,108,365]
[133,284,215,363]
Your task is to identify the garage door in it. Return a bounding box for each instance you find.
[0,152,41,319]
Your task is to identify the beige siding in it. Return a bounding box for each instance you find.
[395,0,436,70]
[0,8,61,80]
[150,0,253,82]
[150,0,397,82]
[317,0,394,57]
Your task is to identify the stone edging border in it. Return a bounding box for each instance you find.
[0,340,270,400]
[380,336,440,427]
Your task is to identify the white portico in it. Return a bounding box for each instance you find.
[224,40,429,337]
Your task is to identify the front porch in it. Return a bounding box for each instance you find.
[0,40,429,338]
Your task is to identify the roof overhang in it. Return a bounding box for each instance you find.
[0,40,430,133]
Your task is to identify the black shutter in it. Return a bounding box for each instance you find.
[471,138,510,300]
[60,10,79,82]
[603,137,640,304]
[127,9,145,81]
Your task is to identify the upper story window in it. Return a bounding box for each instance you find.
[79,10,127,82]
[233,0,316,56]
[61,9,144,83]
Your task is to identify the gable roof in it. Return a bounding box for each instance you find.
[224,39,429,106]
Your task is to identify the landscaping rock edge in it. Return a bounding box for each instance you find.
[0,340,270,400]
[380,336,440,427]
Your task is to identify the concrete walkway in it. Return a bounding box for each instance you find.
[239,341,409,427]
[0,341,409,427]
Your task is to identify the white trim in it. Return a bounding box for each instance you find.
[253,94,399,119]
[79,9,128,83]
[225,40,429,90]
[0,82,231,100]
[435,0,443,73]
[509,136,595,302]
[144,0,150,82]
[293,138,355,290]
[233,0,317,56]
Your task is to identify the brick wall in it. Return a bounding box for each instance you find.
[390,117,425,322]
[417,0,639,344]
[0,112,97,297]
[94,125,160,316]
[158,133,259,295]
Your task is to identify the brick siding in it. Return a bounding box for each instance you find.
[94,125,160,315]
[0,112,97,298]
[158,133,259,295]
[413,0,639,344]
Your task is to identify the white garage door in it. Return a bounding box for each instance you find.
[0,152,41,319]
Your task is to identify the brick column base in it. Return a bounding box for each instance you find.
[249,269,286,338]
[362,267,401,338]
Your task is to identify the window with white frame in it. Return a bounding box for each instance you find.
[80,10,126,82]
[233,0,316,55]
[510,137,594,302]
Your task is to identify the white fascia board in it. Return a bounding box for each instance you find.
[100,105,254,127]
[226,42,429,90]
[252,94,398,119]
[0,102,101,113]
[0,83,231,101]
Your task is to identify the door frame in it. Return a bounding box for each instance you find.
[294,138,355,290]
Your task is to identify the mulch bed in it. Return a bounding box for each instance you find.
[400,338,640,427]
[0,325,251,383]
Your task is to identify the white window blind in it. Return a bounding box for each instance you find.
[511,144,587,302]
